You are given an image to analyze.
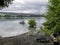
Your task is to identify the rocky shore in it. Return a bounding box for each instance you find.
[0,31,52,45]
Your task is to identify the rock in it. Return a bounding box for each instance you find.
[19,21,25,24]
[36,36,49,43]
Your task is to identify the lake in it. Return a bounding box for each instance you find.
[0,17,46,37]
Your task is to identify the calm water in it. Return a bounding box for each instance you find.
[0,17,46,37]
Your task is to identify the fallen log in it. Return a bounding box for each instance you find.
[50,34,59,45]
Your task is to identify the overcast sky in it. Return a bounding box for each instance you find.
[0,0,48,14]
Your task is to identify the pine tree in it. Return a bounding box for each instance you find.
[43,0,60,34]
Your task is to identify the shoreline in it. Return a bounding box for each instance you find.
[0,31,52,45]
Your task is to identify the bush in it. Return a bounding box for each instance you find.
[28,19,36,28]
[42,29,53,36]
[53,24,60,34]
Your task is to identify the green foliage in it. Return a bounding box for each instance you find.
[0,0,13,7]
[28,19,36,28]
[42,29,53,36]
[53,24,60,34]
[43,0,60,35]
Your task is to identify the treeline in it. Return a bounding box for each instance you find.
[0,14,45,18]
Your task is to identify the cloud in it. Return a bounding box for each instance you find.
[0,0,48,14]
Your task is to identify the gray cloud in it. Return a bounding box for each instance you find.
[0,0,48,14]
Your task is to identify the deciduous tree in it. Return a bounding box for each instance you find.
[43,0,60,34]
[0,0,13,7]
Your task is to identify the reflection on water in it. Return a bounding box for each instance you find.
[0,17,46,37]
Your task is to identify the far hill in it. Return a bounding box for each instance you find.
[0,12,45,17]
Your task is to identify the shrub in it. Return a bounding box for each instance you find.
[28,19,36,28]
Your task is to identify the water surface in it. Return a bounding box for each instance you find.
[0,17,46,37]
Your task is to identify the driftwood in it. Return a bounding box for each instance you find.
[50,34,59,45]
